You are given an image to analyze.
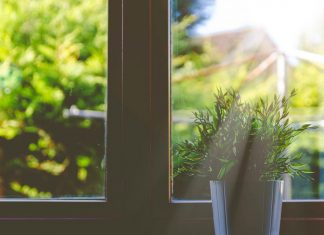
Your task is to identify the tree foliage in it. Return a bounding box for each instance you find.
[172,0,214,27]
[0,0,107,197]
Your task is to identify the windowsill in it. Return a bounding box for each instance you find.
[0,197,106,203]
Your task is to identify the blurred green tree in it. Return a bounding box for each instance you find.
[0,0,107,198]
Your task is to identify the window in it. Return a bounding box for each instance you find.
[1,0,324,234]
[163,0,323,234]
[0,0,115,224]
[0,0,152,233]
[171,0,324,201]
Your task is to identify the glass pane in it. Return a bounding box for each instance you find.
[0,0,107,199]
[172,0,324,200]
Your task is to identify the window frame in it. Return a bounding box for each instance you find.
[0,0,122,221]
[0,1,159,232]
[149,0,324,234]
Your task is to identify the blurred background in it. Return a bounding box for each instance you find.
[172,0,324,200]
[0,0,107,198]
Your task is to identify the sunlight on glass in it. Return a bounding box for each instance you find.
[196,0,324,52]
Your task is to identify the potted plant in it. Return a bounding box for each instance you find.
[174,89,311,235]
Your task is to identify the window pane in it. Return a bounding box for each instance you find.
[0,0,107,199]
[172,0,324,200]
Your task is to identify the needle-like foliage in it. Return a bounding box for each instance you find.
[174,89,311,181]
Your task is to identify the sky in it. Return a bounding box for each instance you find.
[195,0,324,52]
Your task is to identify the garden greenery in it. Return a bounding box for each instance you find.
[0,0,107,197]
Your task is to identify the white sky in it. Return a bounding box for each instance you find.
[195,0,324,52]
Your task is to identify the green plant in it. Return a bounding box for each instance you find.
[174,89,311,181]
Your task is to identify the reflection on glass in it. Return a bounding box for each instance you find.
[172,0,324,200]
[0,0,107,199]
